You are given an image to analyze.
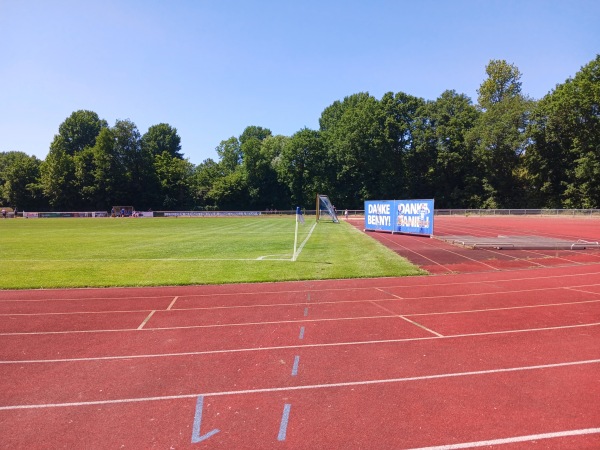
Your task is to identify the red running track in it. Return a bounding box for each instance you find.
[1,216,600,448]
[353,215,600,274]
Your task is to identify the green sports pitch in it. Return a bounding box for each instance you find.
[0,216,424,289]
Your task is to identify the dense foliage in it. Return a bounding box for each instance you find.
[1,56,599,211]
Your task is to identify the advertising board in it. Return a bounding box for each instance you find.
[365,199,434,236]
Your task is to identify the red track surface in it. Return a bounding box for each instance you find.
[1,216,600,449]
[359,215,600,274]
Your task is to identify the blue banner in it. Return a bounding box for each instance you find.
[365,199,434,236]
[365,200,395,232]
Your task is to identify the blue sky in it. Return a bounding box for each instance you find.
[1,0,598,165]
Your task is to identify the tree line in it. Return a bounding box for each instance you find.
[1,56,599,212]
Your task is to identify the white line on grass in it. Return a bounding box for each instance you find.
[0,258,297,262]
[1,358,598,410]
[292,222,318,261]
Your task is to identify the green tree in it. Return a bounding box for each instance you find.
[471,60,532,208]
[412,91,482,207]
[112,119,156,208]
[239,126,286,209]
[57,110,108,155]
[319,92,386,207]
[190,158,221,209]
[40,136,78,209]
[215,137,242,174]
[141,123,183,159]
[379,91,425,199]
[40,111,108,209]
[154,152,194,209]
[0,151,44,210]
[525,55,600,208]
[276,128,324,208]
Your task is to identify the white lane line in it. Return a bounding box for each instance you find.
[406,427,600,449]
[1,358,598,411]
[3,297,599,335]
[167,297,178,310]
[399,316,444,337]
[370,301,444,337]
[4,288,600,318]
[2,268,600,303]
[2,322,599,364]
[137,311,155,330]
[375,287,404,299]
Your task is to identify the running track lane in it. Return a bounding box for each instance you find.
[1,264,600,447]
[348,215,600,274]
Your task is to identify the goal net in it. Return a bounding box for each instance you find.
[316,194,339,223]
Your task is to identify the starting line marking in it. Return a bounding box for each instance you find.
[2,358,599,411]
[406,427,600,449]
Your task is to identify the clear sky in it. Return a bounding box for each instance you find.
[1,0,598,165]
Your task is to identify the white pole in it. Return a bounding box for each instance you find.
[292,213,299,261]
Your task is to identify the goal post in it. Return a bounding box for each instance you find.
[315,194,339,223]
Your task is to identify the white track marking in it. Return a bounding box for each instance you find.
[3,284,600,317]
[0,266,600,302]
[370,301,444,337]
[166,297,178,310]
[136,311,155,330]
[2,322,599,364]
[406,428,600,449]
[1,358,598,410]
[2,297,599,326]
[2,267,600,303]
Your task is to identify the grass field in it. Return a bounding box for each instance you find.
[0,216,424,289]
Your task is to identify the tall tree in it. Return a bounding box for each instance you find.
[190,158,221,209]
[141,123,183,159]
[412,91,481,207]
[40,136,78,209]
[471,60,532,208]
[319,92,386,207]
[276,128,323,208]
[215,137,242,174]
[237,126,284,209]
[111,119,156,207]
[154,152,194,209]
[525,55,600,208]
[40,111,107,209]
[0,151,44,210]
[57,110,108,155]
[379,91,425,199]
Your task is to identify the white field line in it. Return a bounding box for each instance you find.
[292,222,318,261]
[1,257,295,262]
[1,358,599,410]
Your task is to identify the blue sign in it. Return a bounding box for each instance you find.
[365,200,395,232]
[365,199,434,236]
